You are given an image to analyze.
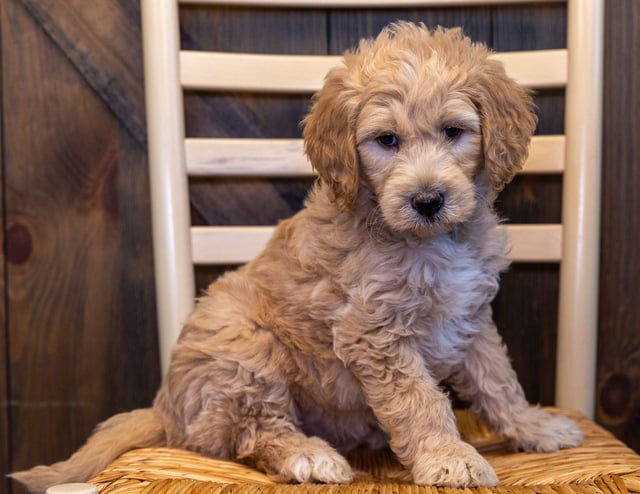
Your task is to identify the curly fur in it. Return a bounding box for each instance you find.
[11,22,584,493]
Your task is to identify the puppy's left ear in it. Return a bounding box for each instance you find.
[470,60,538,191]
[303,63,361,211]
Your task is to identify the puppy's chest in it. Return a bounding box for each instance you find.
[407,256,492,319]
[350,237,501,347]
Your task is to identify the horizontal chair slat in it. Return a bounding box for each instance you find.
[185,135,564,176]
[191,224,562,265]
[505,224,563,263]
[180,49,567,92]
[192,226,275,265]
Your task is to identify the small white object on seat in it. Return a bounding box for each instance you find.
[45,483,98,494]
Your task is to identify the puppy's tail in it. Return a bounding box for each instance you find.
[9,407,166,494]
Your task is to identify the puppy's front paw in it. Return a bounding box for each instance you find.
[510,408,584,453]
[276,437,353,484]
[412,441,498,487]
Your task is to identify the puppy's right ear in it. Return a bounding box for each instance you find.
[303,63,361,211]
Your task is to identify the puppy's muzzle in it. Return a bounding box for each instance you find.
[411,191,445,220]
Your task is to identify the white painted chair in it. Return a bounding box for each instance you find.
[140,0,603,419]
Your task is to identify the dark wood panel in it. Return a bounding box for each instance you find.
[492,3,566,51]
[20,0,146,142]
[17,0,146,144]
[0,1,10,487]
[5,0,119,468]
[3,0,158,487]
[180,5,327,54]
[328,6,493,53]
[597,0,640,452]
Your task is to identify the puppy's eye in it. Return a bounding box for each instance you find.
[444,127,463,140]
[376,134,399,148]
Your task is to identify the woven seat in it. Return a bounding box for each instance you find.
[90,409,640,494]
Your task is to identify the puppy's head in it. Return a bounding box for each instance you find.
[303,22,537,236]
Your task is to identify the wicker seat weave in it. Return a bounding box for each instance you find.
[90,408,640,494]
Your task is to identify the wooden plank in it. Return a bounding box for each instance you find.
[0,4,10,491]
[180,51,339,93]
[492,50,566,88]
[493,263,559,405]
[180,49,567,92]
[192,226,274,264]
[17,0,147,144]
[327,4,494,53]
[191,224,562,264]
[504,224,562,262]
[5,0,115,469]
[185,135,564,176]
[4,0,158,479]
[597,0,640,452]
[186,138,310,176]
[525,135,564,174]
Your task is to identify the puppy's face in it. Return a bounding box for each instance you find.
[356,74,482,237]
[303,23,537,236]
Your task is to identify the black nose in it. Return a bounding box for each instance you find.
[411,192,445,219]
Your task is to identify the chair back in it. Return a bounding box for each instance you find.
[140,0,603,418]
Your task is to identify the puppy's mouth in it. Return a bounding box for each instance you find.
[407,196,457,237]
[376,186,475,239]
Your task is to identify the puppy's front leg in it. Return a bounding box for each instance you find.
[450,316,583,452]
[334,330,497,487]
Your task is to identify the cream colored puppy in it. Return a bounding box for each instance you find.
[12,22,583,493]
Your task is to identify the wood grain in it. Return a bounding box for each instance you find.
[0,1,11,487]
[17,0,147,144]
[5,0,122,470]
[597,0,640,453]
[3,1,158,490]
[184,135,565,177]
[1,2,639,490]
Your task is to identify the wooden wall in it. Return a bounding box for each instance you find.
[597,0,640,453]
[0,2,160,493]
[0,1,638,493]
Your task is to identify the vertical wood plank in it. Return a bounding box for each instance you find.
[597,0,640,453]
[4,0,159,483]
[5,0,119,465]
[0,2,11,489]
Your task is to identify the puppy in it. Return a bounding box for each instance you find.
[12,22,583,493]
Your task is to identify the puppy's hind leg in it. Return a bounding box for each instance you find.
[181,362,353,484]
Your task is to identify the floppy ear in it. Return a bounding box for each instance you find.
[302,63,361,211]
[470,59,538,191]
